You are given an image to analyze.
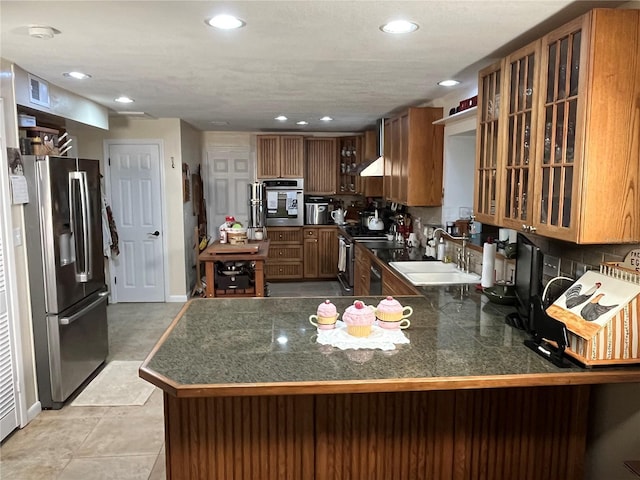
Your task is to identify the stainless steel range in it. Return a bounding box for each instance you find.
[337,225,388,295]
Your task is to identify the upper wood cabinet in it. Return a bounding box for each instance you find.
[474,61,503,225]
[305,137,338,195]
[337,136,362,195]
[475,8,640,243]
[499,41,540,231]
[257,135,304,178]
[531,9,639,243]
[360,130,383,197]
[383,107,444,207]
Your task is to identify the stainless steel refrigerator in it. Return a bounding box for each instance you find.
[23,155,109,409]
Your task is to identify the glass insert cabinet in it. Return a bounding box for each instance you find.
[474,8,640,244]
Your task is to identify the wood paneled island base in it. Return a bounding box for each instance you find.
[141,297,639,480]
[162,386,588,480]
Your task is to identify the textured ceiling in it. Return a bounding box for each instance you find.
[0,1,626,132]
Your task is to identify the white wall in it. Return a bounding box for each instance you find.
[0,60,39,416]
[180,121,203,293]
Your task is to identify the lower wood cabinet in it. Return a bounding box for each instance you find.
[266,227,303,280]
[354,243,419,296]
[303,226,338,279]
[381,262,420,296]
[163,385,590,480]
[354,244,371,296]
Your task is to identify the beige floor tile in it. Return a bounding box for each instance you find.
[0,457,71,480]
[0,417,100,461]
[148,451,166,480]
[39,404,109,419]
[57,455,157,480]
[103,388,164,419]
[75,416,164,458]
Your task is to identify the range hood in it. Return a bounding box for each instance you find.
[357,118,385,177]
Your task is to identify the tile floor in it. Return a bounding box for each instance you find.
[0,281,340,479]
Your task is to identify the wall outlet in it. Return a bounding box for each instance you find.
[575,262,591,277]
[543,255,560,277]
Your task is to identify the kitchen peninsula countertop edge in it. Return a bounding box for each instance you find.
[140,295,640,397]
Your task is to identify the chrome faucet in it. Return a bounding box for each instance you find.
[432,227,470,273]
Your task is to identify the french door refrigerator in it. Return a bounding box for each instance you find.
[23,155,109,409]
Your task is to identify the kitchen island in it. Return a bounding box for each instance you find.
[140,293,640,480]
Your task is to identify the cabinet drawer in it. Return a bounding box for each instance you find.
[268,227,303,243]
[303,228,318,239]
[268,246,303,261]
[265,263,303,280]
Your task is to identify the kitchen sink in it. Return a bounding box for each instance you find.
[388,261,481,286]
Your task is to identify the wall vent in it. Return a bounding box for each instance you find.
[28,74,50,107]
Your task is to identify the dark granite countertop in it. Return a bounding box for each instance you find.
[140,291,640,397]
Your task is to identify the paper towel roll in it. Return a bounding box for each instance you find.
[481,242,497,288]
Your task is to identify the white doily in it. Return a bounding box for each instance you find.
[315,321,410,351]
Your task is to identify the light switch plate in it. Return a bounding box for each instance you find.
[543,255,560,277]
[13,228,22,246]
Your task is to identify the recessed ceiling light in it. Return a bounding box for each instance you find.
[28,26,56,39]
[275,115,288,121]
[210,120,229,126]
[206,14,246,30]
[320,116,333,122]
[296,121,309,126]
[63,71,91,80]
[380,20,419,34]
[438,79,460,87]
[115,96,134,103]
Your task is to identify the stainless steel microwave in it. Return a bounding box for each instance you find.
[263,178,304,227]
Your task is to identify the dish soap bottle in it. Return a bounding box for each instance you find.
[437,237,446,261]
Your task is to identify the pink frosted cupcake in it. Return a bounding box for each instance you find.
[375,296,413,322]
[309,299,339,329]
[343,300,376,337]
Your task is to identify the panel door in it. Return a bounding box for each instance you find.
[500,41,540,230]
[305,138,337,195]
[474,60,503,225]
[205,146,251,240]
[256,136,280,178]
[303,237,319,278]
[279,136,304,178]
[108,143,165,302]
[318,227,338,278]
[0,173,18,442]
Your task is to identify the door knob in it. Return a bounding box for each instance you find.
[149,230,160,236]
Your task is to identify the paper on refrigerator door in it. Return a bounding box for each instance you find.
[286,191,298,215]
[267,191,278,211]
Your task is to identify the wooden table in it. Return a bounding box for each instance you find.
[198,240,270,298]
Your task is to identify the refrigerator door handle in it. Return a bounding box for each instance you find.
[59,291,109,325]
[69,171,93,282]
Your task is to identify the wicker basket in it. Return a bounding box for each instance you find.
[227,228,248,245]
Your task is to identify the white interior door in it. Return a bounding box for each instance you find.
[108,143,165,302]
[205,146,252,239]
[0,99,21,441]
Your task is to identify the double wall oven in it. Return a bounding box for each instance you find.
[337,225,388,295]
